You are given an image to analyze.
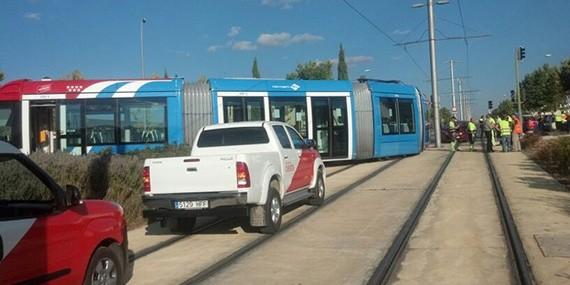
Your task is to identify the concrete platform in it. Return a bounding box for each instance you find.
[492,152,570,285]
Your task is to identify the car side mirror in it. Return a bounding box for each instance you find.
[65,185,82,207]
[304,139,316,149]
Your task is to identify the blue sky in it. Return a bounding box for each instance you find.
[1,0,569,116]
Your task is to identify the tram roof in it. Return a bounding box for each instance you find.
[362,79,418,95]
[0,78,184,101]
[209,78,353,93]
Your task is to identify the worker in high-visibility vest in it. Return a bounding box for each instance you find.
[467,118,477,151]
[484,115,495,152]
[499,115,512,152]
[555,111,563,131]
[511,114,523,152]
[448,116,460,151]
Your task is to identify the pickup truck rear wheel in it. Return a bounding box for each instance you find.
[167,217,196,234]
[260,181,282,234]
[308,170,325,206]
[84,244,124,285]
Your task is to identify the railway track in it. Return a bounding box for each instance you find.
[133,163,359,261]
[366,152,455,285]
[366,151,536,285]
[181,159,402,284]
[485,152,535,285]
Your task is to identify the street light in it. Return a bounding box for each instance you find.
[140,18,147,78]
[413,0,449,148]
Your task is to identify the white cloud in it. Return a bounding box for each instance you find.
[227,26,241,37]
[232,41,257,51]
[393,29,410,35]
[208,45,224,52]
[330,56,374,66]
[24,12,40,20]
[257,32,323,47]
[261,0,302,9]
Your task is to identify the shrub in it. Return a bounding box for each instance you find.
[529,137,570,179]
[521,133,542,150]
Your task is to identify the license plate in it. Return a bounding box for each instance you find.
[174,200,209,210]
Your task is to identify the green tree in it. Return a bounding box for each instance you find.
[439,107,452,124]
[491,100,515,117]
[560,59,570,93]
[64,70,84,80]
[522,64,565,112]
[286,61,333,80]
[252,57,260,78]
[337,44,348,80]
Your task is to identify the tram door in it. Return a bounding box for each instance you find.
[30,102,56,153]
[58,102,85,155]
[311,97,348,159]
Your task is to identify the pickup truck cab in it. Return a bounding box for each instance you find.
[143,121,326,234]
[0,141,133,285]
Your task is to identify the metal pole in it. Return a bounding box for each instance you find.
[450,60,457,116]
[140,18,145,78]
[428,0,442,148]
[458,79,464,120]
[515,48,523,124]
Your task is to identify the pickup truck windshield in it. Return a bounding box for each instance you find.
[197,127,269,147]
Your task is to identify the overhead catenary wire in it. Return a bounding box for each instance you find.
[341,0,428,77]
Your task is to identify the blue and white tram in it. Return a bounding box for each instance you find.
[184,78,427,161]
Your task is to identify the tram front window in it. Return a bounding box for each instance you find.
[269,97,307,138]
[0,102,21,148]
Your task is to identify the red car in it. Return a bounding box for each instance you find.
[0,141,133,284]
[441,121,469,143]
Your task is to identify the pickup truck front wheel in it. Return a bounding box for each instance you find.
[260,182,282,234]
[308,170,325,206]
[167,217,196,234]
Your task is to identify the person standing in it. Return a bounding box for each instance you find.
[512,115,522,152]
[449,116,459,151]
[499,115,512,152]
[484,115,494,152]
[467,118,477,151]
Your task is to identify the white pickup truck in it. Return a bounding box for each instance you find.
[142,121,326,234]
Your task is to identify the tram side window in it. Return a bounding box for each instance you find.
[223,97,264,123]
[0,103,21,148]
[85,100,116,145]
[380,98,398,135]
[119,99,167,143]
[269,97,308,138]
[398,100,415,134]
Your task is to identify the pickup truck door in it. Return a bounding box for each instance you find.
[271,125,300,192]
[285,126,315,190]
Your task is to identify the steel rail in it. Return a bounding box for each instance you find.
[485,152,535,285]
[182,158,402,284]
[367,152,454,285]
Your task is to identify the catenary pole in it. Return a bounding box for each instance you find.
[450,59,457,116]
[428,0,442,148]
[140,18,146,78]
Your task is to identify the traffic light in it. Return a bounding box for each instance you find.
[488,100,493,109]
[510,90,515,103]
[518,46,526,60]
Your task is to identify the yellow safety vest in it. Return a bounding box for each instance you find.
[499,120,511,136]
[555,114,562,122]
[467,122,477,132]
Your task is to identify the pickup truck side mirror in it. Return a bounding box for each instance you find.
[65,185,82,207]
[304,139,316,149]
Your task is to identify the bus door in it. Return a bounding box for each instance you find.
[58,102,85,155]
[311,97,348,159]
[30,102,56,153]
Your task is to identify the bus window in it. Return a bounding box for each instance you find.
[85,100,116,145]
[380,98,398,135]
[119,98,167,143]
[269,97,307,138]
